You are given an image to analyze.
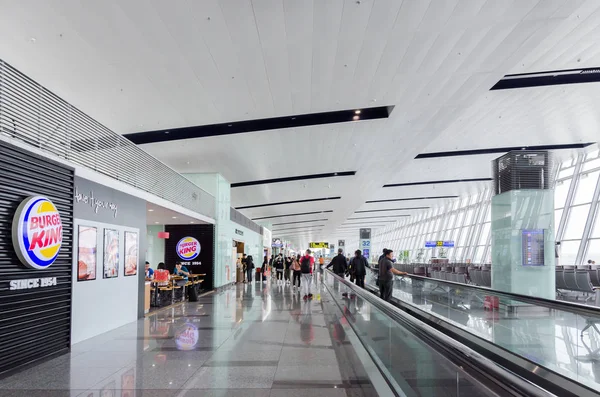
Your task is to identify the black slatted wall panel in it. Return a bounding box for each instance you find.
[0,141,74,375]
[164,224,214,290]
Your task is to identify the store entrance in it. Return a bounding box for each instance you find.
[233,240,245,283]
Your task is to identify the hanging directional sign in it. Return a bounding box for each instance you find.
[425,241,454,248]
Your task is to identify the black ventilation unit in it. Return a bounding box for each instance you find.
[493,151,554,195]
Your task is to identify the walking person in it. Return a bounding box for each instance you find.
[245,255,255,283]
[284,255,292,285]
[292,254,301,291]
[378,249,407,302]
[300,249,315,300]
[274,254,284,285]
[327,248,347,278]
[351,250,368,288]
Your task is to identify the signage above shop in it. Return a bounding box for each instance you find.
[9,277,57,291]
[309,242,329,249]
[12,196,63,270]
[425,241,455,248]
[235,229,244,236]
[338,240,345,247]
[272,238,283,248]
[177,236,201,261]
[74,186,118,218]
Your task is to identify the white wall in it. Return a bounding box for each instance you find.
[71,218,140,344]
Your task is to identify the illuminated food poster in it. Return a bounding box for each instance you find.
[77,226,97,281]
[103,229,119,278]
[124,231,138,276]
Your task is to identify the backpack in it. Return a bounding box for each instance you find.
[292,259,300,272]
[300,256,311,273]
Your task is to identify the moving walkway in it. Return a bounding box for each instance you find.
[323,268,600,396]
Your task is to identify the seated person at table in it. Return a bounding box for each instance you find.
[145,261,154,280]
[174,262,190,281]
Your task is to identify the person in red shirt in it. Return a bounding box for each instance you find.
[300,249,315,300]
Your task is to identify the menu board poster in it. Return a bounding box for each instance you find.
[124,231,138,277]
[103,229,119,278]
[77,226,97,282]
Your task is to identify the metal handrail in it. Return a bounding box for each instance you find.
[0,60,215,219]
[324,270,552,397]
[366,267,600,318]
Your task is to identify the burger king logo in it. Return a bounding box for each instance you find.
[12,196,63,270]
[176,237,200,261]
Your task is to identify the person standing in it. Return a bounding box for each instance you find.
[327,249,347,278]
[319,255,325,271]
[378,249,407,302]
[285,255,292,285]
[300,249,315,300]
[261,256,268,283]
[241,254,248,283]
[351,250,368,288]
[292,255,301,291]
[275,254,284,285]
[246,255,255,283]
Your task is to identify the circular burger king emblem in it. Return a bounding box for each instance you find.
[12,196,63,270]
[176,236,200,261]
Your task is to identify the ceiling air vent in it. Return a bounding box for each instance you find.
[492,151,555,195]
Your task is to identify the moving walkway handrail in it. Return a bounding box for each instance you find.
[367,267,600,318]
[324,270,553,397]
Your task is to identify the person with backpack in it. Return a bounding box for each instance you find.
[291,254,301,291]
[300,249,315,300]
[327,248,347,278]
[350,250,368,288]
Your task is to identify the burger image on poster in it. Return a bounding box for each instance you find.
[12,196,63,270]
[176,236,201,261]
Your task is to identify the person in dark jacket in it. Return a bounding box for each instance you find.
[246,255,255,283]
[378,249,407,302]
[350,250,368,288]
[327,249,347,277]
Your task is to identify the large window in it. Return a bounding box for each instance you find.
[370,147,600,266]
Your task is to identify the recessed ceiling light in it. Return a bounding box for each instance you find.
[165,131,170,134]
[154,222,159,224]
[355,110,361,114]
[190,221,194,224]
[353,115,360,121]
[148,209,154,212]
[172,216,178,219]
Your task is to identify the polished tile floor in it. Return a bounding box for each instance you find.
[0,278,386,396]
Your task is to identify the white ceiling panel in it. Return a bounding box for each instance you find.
[0,0,596,247]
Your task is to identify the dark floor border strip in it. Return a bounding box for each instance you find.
[384,178,492,188]
[232,171,355,188]
[237,197,341,210]
[355,207,429,213]
[272,218,329,226]
[124,106,393,144]
[491,67,600,90]
[252,210,333,221]
[415,143,594,159]
[366,195,459,203]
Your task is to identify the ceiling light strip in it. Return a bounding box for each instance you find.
[237,197,341,210]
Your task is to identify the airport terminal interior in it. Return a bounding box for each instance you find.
[3,1,600,396]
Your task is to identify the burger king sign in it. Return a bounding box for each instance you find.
[176,236,200,261]
[12,196,63,270]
